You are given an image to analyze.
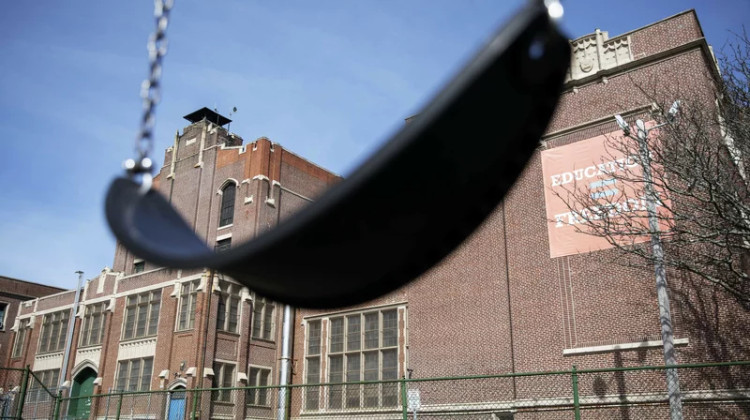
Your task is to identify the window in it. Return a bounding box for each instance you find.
[252,296,275,340]
[219,183,236,227]
[212,362,235,402]
[80,302,107,347]
[12,318,30,358]
[116,358,153,391]
[216,238,231,253]
[133,260,145,273]
[217,282,240,333]
[38,310,70,354]
[324,309,399,409]
[246,367,271,407]
[0,302,7,330]
[29,369,59,402]
[304,320,321,410]
[177,280,200,331]
[122,290,161,340]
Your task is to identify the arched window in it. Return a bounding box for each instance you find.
[219,183,236,227]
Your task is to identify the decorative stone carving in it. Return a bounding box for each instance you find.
[567,29,632,82]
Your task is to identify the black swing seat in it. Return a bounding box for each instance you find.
[106,2,570,308]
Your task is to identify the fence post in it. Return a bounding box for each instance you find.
[190,389,200,420]
[571,365,581,420]
[14,365,30,419]
[52,390,63,420]
[115,392,124,420]
[400,376,409,420]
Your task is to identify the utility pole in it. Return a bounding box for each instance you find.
[615,101,683,420]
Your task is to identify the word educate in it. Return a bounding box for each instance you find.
[553,196,658,228]
[549,155,640,188]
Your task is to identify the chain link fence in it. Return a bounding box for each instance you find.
[0,367,57,420]
[2,361,749,419]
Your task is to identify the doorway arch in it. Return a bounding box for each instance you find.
[167,384,187,420]
[68,367,96,420]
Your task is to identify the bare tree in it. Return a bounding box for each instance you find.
[555,31,750,305]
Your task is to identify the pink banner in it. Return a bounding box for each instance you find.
[540,127,662,258]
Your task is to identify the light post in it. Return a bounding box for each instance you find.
[615,100,683,420]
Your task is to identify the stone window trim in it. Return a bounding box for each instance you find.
[80,302,108,348]
[133,259,146,274]
[251,295,276,342]
[37,309,71,355]
[246,365,273,407]
[302,305,405,412]
[0,301,8,331]
[211,361,236,403]
[116,357,154,392]
[176,279,201,331]
[11,318,31,358]
[218,179,239,227]
[29,369,59,403]
[121,290,162,341]
[216,281,241,334]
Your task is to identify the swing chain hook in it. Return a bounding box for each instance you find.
[126,0,174,192]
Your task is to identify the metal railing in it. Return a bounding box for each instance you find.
[2,361,749,419]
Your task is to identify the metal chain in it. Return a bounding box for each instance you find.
[125,0,174,177]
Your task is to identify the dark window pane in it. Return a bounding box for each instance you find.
[219,184,236,226]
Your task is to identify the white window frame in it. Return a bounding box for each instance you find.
[0,301,8,331]
[80,302,107,347]
[251,296,275,341]
[177,280,200,331]
[122,290,162,341]
[217,282,241,333]
[246,365,272,407]
[116,357,154,392]
[12,318,30,358]
[304,306,402,412]
[38,310,70,354]
[212,361,236,403]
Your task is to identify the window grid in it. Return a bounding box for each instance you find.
[252,297,275,341]
[80,302,107,347]
[38,310,70,354]
[247,367,272,407]
[0,302,7,330]
[326,309,399,410]
[30,369,59,402]
[12,319,30,358]
[305,320,322,410]
[219,184,236,227]
[122,290,161,340]
[177,280,200,331]
[217,282,240,333]
[212,362,235,402]
[116,358,153,392]
[216,238,231,253]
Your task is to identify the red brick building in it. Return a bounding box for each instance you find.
[3,9,748,420]
[0,276,65,366]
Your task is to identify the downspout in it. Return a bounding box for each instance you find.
[198,269,215,385]
[60,271,84,391]
[276,304,293,420]
[501,205,518,400]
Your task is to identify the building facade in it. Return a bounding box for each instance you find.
[3,109,340,419]
[3,9,749,420]
[0,276,65,367]
[292,9,750,419]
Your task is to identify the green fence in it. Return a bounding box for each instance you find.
[2,361,749,419]
[0,366,57,420]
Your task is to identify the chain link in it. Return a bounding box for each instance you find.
[127,0,174,176]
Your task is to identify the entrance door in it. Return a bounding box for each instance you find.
[68,368,96,420]
[167,387,187,420]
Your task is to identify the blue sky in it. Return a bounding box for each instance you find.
[1,1,748,289]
